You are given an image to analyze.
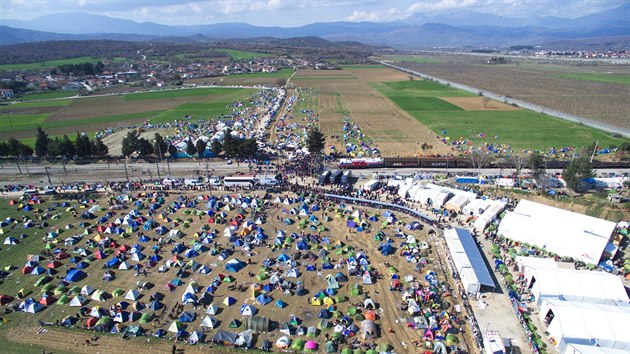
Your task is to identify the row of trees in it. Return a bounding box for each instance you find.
[55,61,105,76]
[34,127,108,158]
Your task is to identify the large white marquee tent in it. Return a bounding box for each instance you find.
[498,200,616,263]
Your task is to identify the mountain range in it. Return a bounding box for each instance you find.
[1,4,628,49]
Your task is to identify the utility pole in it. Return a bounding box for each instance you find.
[156,161,161,181]
[123,160,130,183]
[45,167,53,186]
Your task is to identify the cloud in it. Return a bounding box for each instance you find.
[347,8,405,22]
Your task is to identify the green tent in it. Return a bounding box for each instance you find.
[326,341,337,353]
[341,348,353,354]
[139,312,153,324]
[126,325,143,336]
[353,350,365,354]
[347,307,358,315]
[54,285,68,296]
[317,319,329,330]
[229,319,241,328]
[41,283,55,293]
[366,350,378,354]
[57,294,69,305]
[112,288,124,297]
[350,284,362,297]
[334,294,348,303]
[96,316,111,326]
[376,343,390,352]
[291,338,305,350]
[257,273,269,281]
[35,276,50,287]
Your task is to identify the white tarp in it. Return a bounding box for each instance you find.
[540,299,630,352]
[515,256,558,273]
[524,268,629,307]
[498,200,615,263]
[474,201,507,232]
[564,343,630,354]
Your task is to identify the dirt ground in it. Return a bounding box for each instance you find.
[0,190,470,354]
[102,128,177,157]
[440,97,521,111]
[293,68,453,157]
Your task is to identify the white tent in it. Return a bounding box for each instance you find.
[473,200,507,232]
[81,285,95,296]
[201,316,218,329]
[523,268,629,307]
[540,299,630,352]
[206,304,219,315]
[498,200,616,263]
[70,295,87,307]
[444,228,495,293]
[462,199,491,216]
[125,289,141,301]
[564,343,630,354]
[515,256,558,273]
[444,194,470,213]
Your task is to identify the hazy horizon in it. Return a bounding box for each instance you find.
[1,0,627,28]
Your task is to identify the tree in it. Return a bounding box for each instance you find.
[74,132,91,158]
[137,138,153,157]
[469,147,492,177]
[34,126,50,157]
[121,130,140,157]
[306,128,325,155]
[563,157,594,192]
[47,137,62,156]
[195,139,208,159]
[153,133,167,159]
[508,154,527,176]
[528,151,546,190]
[60,135,75,157]
[167,144,177,158]
[185,139,197,157]
[210,139,223,156]
[7,137,32,157]
[223,129,238,157]
[236,138,258,158]
[0,141,8,156]
[93,138,109,157]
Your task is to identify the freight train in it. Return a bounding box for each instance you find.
[338,157,630,169]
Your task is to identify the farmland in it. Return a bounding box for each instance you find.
[391,53,630,132]
[373,74,627,152]
[0,57,127,71]
[185,68,294,87]
[215,48,273,60]
[0,87,256,140]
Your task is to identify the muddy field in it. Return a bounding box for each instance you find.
[396,55,630,130]
[0,191,469,354]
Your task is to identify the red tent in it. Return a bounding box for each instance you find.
[55,252,70,260]
[21,265,33,274]
[85,317,97,328]
[0,294,14,305]
[39,295,57,305]
[47,260,63,269]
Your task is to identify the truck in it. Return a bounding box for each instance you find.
[319,170,331,185]
[184,177,204,187]
[340,170,352,185]
[329,170,342,184]
[363,179,380,192]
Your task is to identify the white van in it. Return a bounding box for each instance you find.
[162,178,181,186]
[184,177,203,186]
[206,177,222,186]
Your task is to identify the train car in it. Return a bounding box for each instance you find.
[338,157,384,169]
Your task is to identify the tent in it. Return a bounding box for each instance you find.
[201,316,219,329]
[247,316,270,332]
[240,304,257,316]
[212,330,237,345]
[225,259,246,272]
[498,200,616,263]
[64,269,86,282]
[168,320,184,333]
[125,289,141,301]
[444,228,495,293]
[360,320,377,340]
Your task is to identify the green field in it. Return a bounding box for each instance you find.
[388,96,462,111]
[559,73,630,85]
[215,48,273,60]
[380,55,442,64]
[0,57,127,71]
[123,87,243,101]
[376,78,627,152]
[0,100,71,110]
[225,68,294,79]
[0,113,48,132]
[17,90,79,101]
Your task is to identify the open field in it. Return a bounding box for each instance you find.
[379,55,443,64]
[0,88,256,140]
[0,57,127,71]
[374,75,627,152]
[0,191,466,354]
[185,68,294,86]
[392,54,630,131]
[215,48,273,60]
[293,67,453,157]
[16,90,79,101]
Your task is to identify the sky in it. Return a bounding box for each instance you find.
[0,0,626,27]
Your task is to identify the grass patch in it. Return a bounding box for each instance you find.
[0,57,119,71]
[17,90,78,101]
[44,111,164,130]
[414,110,626,151]
[559,73,630,86]
[0,100,71,110]
[215,48,273,60]
[0,113,48,132]
[383,80,457,91]
[388,96,462,111]
[381,55,442,63]
[123,87,243,101]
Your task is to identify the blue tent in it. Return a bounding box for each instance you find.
[296,241,308,250]
[76,262,90,269]
[277,253,290,262]
[322,262,333,270]
[149,300,163,310]
[275,299,287,308]
[346,220,357,228]
[105,257,121,268]
[306,265,316,272]
[378,243,395,256]
[225,259,245,272]
[179,311,196,322]
[172,243,187,254]
[256,294,272,305]
[65,269,86,282]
